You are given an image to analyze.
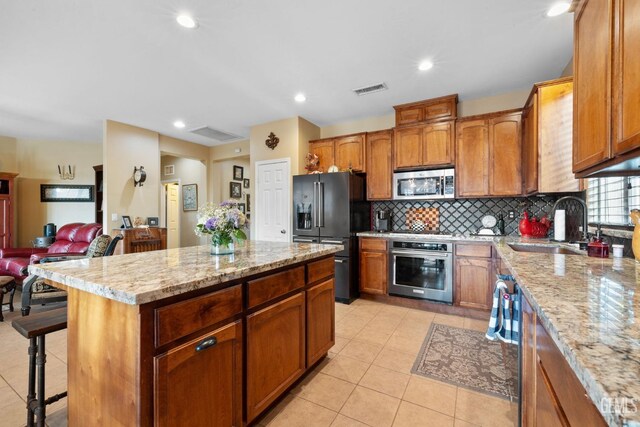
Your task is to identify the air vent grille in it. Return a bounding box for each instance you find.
[352,82,388,96]
[190,126,242,141]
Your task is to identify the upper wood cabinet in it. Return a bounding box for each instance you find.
[523,78,582,195]
[366,130,393,200]
[393,120,455,170]
[393,94,458,127]
[309,133,366,172]
[573,0,640,176]
[456,110,522,197]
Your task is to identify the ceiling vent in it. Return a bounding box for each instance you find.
[352,82,388,96]
[190,126,242,141]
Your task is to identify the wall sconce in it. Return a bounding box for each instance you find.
[58,165,75,180]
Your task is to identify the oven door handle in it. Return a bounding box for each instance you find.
[391,250,450,259]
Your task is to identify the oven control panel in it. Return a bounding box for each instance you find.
[391,241,451,252]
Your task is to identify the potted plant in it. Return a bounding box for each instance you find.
[195,201,248,255]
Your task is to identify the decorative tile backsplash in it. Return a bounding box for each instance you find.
[372,193,586,238]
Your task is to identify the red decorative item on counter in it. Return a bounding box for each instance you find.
[587,238,609,258]
[519,211,552,238]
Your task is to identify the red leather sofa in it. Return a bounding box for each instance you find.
[0,222,103,283]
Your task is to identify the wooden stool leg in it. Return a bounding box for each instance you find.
[35,335,46,427]
[0,290,4,322]
[9,285,15,312]
[26,337,37,427]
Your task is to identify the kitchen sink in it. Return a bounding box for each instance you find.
[508,243,582,255]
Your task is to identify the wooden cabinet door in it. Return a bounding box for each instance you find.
[154,320,242,427]
[489,113,522,196]
[359,251,388,295]
[0,198,10,249]
[395,106,424,126]
[573,0,613,172]
[522,97,538,195]
[366,130,393,200]
[309,139,335,172]
[394,126,423,169]
[612,0,640,155]
[521,296,537,427]
[454,257,492,310]
[423,120,454,166]
[456,120,489,197]
[335,134,365,172]
[535,359,567,427]
[246,292,305,422]
[306,279,335,366]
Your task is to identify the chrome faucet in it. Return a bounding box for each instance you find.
[550,196,589,241]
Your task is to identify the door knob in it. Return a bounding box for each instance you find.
[281,229,286,234]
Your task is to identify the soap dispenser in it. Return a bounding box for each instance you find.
[587,224,609,258]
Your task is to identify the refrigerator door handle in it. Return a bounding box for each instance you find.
[318,182,325,227]
[312,182,318,228]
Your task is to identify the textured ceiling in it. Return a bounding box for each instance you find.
[0,0,573,145]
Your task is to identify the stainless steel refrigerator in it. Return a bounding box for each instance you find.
[292,172,370,303]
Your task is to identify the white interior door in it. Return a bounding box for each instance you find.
[255,158,290,242]
[166,183,180,248]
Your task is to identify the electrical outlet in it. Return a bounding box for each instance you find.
[508,210,515,220]
[111,213,118,222]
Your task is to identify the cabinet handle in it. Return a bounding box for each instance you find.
[195,336,218,352]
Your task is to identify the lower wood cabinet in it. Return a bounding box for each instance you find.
[154,320,242,427]
[306,278,335,366]
[246,292,306,422]
[454,244,493,310]
[359,238,388,295]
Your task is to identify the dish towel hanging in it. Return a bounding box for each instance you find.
[486,274,520,345]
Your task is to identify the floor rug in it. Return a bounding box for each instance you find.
[411,323,518,400]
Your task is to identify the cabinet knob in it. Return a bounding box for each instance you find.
[195,336,218,352]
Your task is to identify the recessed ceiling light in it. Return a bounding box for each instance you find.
[546,2,570,17]
[418,60,434,71]
[173,120,186,129]
[176,14,198,29]
[294,93,306,103]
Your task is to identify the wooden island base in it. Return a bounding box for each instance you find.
[61,255,336,426]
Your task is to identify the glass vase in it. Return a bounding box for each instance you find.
[211,241,234,255]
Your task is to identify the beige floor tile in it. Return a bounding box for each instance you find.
[372,348,417,374]
[433,314,465,328]
[292,372,355,412]
[392,401,454,427]
[385,334,425,356]
[330,413,370,427]
[366,316,402,335]
[335,302,355,316]
[402,376,457,416]
[359,365,410,398]
[378,304,409,317]
[349,304,382,320]
[267,396,337,427]
[350,299,380,307]
[455,388,517,427]
[355,326,392,346]
[256,394,296,426]
[335,320,366,340]
[321,354,371,384]
[392,323,430,341]
[403,309,436,322]
[0,379,26,427]
[340,340,383,364]
[463,318,489,333]
[340,386,400,427]
[329,336,350,354]
[454,419,480,427]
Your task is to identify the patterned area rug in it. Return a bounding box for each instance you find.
[412,323,518,400]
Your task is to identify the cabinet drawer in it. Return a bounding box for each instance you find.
[360,238,387,252]
[247,266,305,309]
[155,285,242,347]
[455,244,492,258]
[308,257,335,284]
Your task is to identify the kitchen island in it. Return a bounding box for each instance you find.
[29,241,342,426]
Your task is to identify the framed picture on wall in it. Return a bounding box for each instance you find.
[230,182,242,199]
[182,184,198,211]
[237,203,246,214]
[243,178,250,188]
[233,165,244,181]
[246,194,251,213]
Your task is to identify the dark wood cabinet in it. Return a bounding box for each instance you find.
[111,227,167,255]
[309,133,366,173]
[454,244,493,310]
[154,320,242,427]
[393,120,455,170]
[246,292,306,422]
[366,130,393,200]
[456,110,522,197]
[309,139,335,172]
[306,278,335,366]
[394,126,423,169]
[359,238,388,295]
[393,94,458,127]
[93,165,103,225]
[0,172,17,249]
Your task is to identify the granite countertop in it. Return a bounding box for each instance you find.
[493,239,640,427]
[29,241,342,305]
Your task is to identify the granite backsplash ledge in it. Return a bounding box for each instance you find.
[372,194,586,238]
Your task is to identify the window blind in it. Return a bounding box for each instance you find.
[587,177,640,225]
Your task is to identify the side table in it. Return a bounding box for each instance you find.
[0,276,16,321]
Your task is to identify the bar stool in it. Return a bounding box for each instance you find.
[0,276,16,321]
[12,307,68,427]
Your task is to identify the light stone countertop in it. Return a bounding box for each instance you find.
[359,231,639,426]
[29,241,342,305]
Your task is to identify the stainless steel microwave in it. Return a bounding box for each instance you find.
[393,169,455,200]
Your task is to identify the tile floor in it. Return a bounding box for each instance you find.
[0,292,517,427]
